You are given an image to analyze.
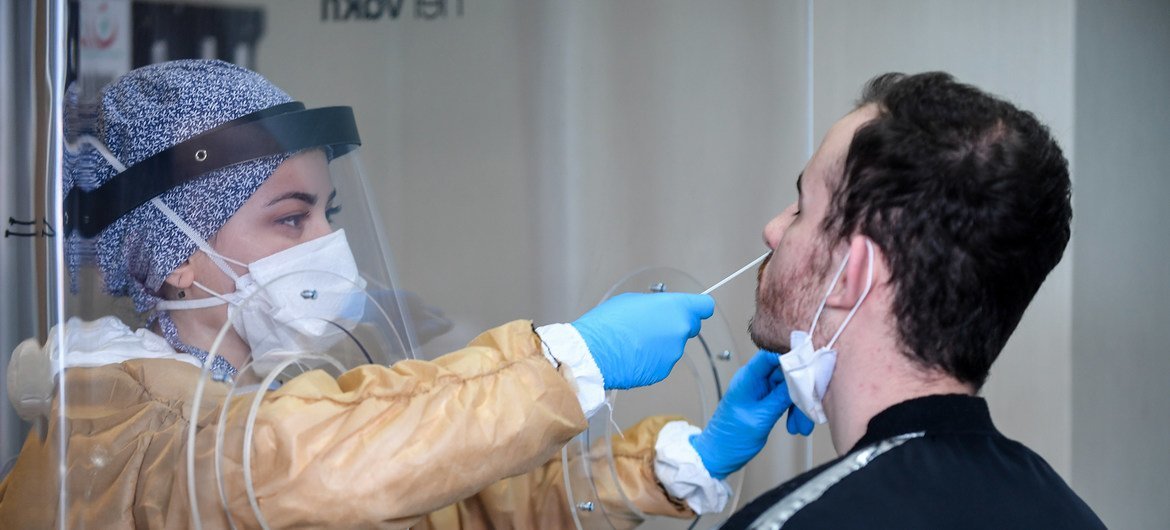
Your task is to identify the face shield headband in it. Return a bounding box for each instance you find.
[63,102,361,239]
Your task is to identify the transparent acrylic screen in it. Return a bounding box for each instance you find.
[39,1,812,527]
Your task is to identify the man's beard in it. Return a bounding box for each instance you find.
[749,247,831,353]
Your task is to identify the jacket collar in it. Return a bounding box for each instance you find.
[849,394,997,453]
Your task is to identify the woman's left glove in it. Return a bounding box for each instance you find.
[689,349,814,479]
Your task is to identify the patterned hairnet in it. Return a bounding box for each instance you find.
[65,59,293,312]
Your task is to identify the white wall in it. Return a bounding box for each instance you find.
[1071,1,1170,527]
[522,1,812,507]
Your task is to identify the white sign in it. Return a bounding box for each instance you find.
[79,0,131,89]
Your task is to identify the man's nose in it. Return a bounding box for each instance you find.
[762,207,794,249]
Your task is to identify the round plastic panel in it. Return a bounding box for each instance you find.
[562,267,744,530]
[187,274,414,529]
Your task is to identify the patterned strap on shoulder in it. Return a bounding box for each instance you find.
[744,431,925,530]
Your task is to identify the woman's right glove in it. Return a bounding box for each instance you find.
[689,349,814,479]
[571,292,715,390]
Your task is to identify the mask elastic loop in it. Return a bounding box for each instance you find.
[807,248,853,340]
[70,136,248,311]
[65,134,129,173]
[826,240,875,349]
[155,281,236,311]
[150,198,247,280]
[192,280,235,304]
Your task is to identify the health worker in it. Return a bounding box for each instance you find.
[0,60,806,529]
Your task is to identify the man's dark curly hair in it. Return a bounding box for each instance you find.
[822,72,1072,389]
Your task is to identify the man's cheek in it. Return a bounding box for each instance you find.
[757,265,784,305]
[756,252,772,285]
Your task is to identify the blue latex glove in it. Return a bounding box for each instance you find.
[690,349,814,479]
[772,369,816,437]
[572,292,715,390]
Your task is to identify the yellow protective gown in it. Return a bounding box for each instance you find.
[0,320,693,528]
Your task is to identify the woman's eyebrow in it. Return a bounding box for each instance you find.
[266,191,318,207]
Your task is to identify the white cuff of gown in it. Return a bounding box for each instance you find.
[653,420,732,514]
[535,323,606,419]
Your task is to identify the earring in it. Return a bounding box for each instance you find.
[178,290,186,299]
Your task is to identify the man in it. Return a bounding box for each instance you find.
[719,72,1105,529]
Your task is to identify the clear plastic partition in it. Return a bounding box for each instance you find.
[562,268,743,530]
[50,125,418,526]
[182,147,418,527]
[20,2,420,522]
[15,1,812,527]
[193,273,413,528]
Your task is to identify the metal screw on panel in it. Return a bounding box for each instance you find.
[718,350,733,361]
[650,282,666,293]
[576,501,595,512]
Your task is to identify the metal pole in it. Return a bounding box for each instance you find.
[0,0,41,474]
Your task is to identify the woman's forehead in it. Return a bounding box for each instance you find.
[260,150,332,194]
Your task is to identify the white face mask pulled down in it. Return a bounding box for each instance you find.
[152,199,367,361]
[779,239,875,424]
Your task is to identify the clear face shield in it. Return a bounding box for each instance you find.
[24,96,422,527]
[177,122,421,527]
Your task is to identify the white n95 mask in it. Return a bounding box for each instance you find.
[779,239,874,424]
[154,199,367,359]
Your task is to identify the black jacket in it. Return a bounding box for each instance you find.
[722,394,1105,529]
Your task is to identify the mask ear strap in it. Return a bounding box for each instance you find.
[808,248,853,340]
[156,280,239,310]
[66,134,128,172]
[826,239,875,349]
[75,135,248,312]
[150,198,246,280]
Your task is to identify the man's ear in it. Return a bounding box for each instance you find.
[164,261,196,291]
[826,235,873,309]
